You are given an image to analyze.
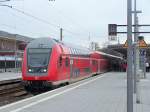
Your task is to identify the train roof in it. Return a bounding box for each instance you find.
[94,51,123,60]
[53,39,91,52]
[26,38,91,55]
[26,38,123,59]
[27,38,57,48]
[27,38,89,50]
[53,38,92,55]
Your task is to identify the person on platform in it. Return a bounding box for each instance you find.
[146,62,149,72]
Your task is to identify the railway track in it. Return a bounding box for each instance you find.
[0,79,33,106]
[0,75,97,107]
[0,79,25,96]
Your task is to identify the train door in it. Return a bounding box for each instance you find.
[98,59,100,73]
[70,58,74,80]
[64,57,70,79]
[69,57,80,81]
[57,56,63,79]
[58,56,70,80]
[62,56,70,79]
[91,59,98,74]
[98,59,102,73]
[95,60,98,73]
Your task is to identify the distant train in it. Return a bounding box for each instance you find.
[22,38,123,89]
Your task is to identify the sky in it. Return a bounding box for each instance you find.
[0,0,150,48]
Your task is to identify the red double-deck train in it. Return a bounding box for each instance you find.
[22,38,122,88]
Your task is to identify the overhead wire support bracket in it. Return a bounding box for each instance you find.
[0,4,12,8]
[1,4,88,38]
[0,0,10,2]
[117,32,150,34]
[117,24,150,27]
[108,24,150,36]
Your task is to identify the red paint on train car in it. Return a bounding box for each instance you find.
[22,38,120,88]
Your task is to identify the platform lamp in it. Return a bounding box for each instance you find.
[138,36,144,40]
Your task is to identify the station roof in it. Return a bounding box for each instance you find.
[99,48,124,58]
[107,44,150,61]
[0,30,33,43]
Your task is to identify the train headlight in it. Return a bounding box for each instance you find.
[28,69,32,72]
[43,69,47,72]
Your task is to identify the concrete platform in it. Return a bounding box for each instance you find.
[0,72,21,81]
[0,72,150,112]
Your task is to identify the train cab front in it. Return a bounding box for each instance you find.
[27,48,50,80]
[22,38,57,88]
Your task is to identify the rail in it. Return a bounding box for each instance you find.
[0,78,32,106]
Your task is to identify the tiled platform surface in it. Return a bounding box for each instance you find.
[0,72,21,81]
[0,72,150,112]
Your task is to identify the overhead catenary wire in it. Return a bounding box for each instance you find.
[46,4,101,38]
[0,23,59,38]
[1,4,90,39]
[0,6,58,38]
[0,0,10,2]
[48,5,91,34]
[0,23,16,29]
[1,2,99,42]
[64,29,87,37]
[10,6,61,29]
[2,0,99,40]
[0,4,60,31]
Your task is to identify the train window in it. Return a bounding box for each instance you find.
[70,48,72,54]
[65,58,69,67]
[73,49,75,54]
[72,48,74,54]
[79,50,81,54]
[77,49,79,54]
[68,48,71,54]
[58,56,62,67]
[70,48,73,54]
[75,49,78,54]
[74,49,76,54]
[28,48,51,67]
[92,60,96,65]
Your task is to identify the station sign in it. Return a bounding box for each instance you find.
[123,39,148,48]
[139,39,148,48]
[123,41,128,48]
[140,49,146,56]
[108,24,117,36]
[108,36,117,41]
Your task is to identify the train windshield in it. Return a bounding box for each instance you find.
[27,48,51,67]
